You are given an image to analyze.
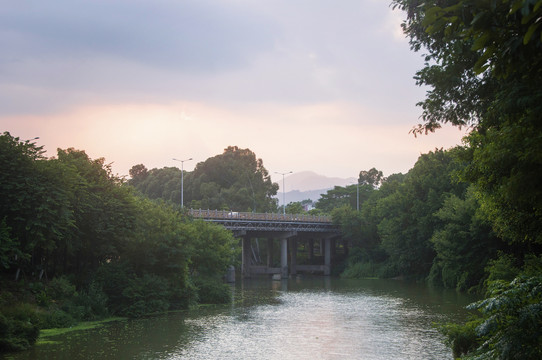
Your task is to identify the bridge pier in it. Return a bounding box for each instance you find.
[324,237,331,276]
[241,235,251,278]
[267,238,273,268]
[308,239,314,263]
[279,232,297,279]
[290,238,297,276]
[281,237,288,279]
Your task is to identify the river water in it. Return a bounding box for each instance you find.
[5,277,477,360]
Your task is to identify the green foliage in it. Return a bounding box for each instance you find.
[485,253,520,284]
[95,262,132,315]
[47,276,77,301]
[38,309,76,329]
[391,2,542,357]
[462,120,542,244]
[193,277,232,304]
[358,167,384,188]
[131,146,280,212]
[392,0,542,246]
[0,304,41,352]
[128,165,182,203]
[120,274,171,317]
[428,189,503,292]
[285,201,305,214]
[187,146,279,212]
[441,257,542,359]
[377,149,467,278]
[317,183,375,214]
[341,260,378,279]
[464,275,542,360]
[0,218,22,270]
[186,221,239,278]
[1,132,239,353]
[439,320,480,358]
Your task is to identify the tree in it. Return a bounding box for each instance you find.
[54,148,138,282]
[128,164,148,186]
[188,146,278,212]
[0,132,74,279]
[376,149,467,278]
[358,168,384,188]
[428,188,504,291]
[285,202,305,214]
[128,166,183,205]
[391,0,542,245]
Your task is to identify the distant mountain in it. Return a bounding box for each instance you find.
[275,171,356,205]
[279,171,356,192]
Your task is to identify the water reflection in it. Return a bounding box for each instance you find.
[5,277,476,360]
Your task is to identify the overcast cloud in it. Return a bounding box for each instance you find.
[0,0,466,181]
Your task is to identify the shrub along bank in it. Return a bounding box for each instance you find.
[0,132,238,353]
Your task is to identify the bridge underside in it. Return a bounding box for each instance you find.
[199,214,342,279]
[238,231,342,279]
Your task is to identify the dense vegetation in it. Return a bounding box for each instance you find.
[0,133,238,352]
[318,0,542,357]
[129,146,279,212]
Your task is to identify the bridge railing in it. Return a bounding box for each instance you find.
[188,209,333,223]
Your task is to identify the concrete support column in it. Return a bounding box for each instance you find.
[324,237,331,276]
[281,238,288,279]
[242,237,251,278]
[308,239,314,263]
[267,238,273,268]
[290,238,297,276]
[319,239,324,256]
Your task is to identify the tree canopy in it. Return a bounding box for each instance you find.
[389,1,542,357]
[391,0,542,246]
[186,146,278,212]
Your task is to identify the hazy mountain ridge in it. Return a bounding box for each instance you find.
[274,171,356,205]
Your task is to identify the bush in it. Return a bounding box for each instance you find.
[72,282,109,320]
[484,253,520,284]
[170,280,198,310]
[0,304,40,353]
[37,309,76,329]
[467,276,542,359]
[439,320,480,358]
[121,274,171,317]
[95,262,131,315]
[341,261,377,278]
[47,276,77,301]
[193,277,232,304]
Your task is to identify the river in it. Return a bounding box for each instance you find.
[4,277,477,360]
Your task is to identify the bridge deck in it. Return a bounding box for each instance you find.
[188,209,333,223]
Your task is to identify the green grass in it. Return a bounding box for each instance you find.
[37,317,125,345]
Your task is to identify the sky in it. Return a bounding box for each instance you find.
[0,0,468,184]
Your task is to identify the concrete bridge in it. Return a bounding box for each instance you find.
[189,209,342,278]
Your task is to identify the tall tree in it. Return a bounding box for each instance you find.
[376,149,467,278]
[128,166,183,205]
[188,146,278,212]
[358,168,384,188]
[391,0,542,245]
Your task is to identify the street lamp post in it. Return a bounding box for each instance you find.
[275,171,292,215]
[357,181,360,212]
[173,157,192,209]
